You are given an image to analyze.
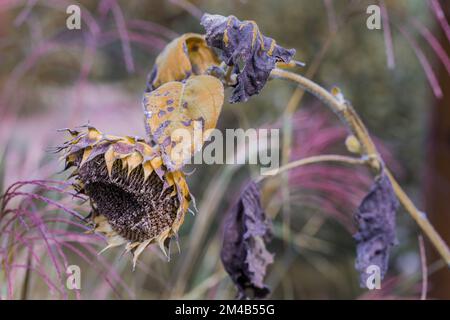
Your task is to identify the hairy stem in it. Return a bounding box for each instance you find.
[271,67,450,266]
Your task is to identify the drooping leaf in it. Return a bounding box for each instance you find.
[143,75,224,171]
[221,181,273,299]
[146,33,221,91]
[200,13,296,103]
[353,173,399,287]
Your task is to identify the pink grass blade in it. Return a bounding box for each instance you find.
[380,0,396,69]
[410,17,450,75]
[428,0,450,43]
[398,26,443,99]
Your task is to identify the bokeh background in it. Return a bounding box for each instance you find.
[0,0,449,299]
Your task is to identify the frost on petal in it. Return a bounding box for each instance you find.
[220,181,273,299]
[201,13,296,103]
[353,173,399,287]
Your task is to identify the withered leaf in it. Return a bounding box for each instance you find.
[146,33,220,91]
[221,181,273,299]
[353,173,399,287]
[143,75,224,171]
[201,13,296,103]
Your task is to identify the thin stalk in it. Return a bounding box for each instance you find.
[279,31,336,246]
[256,154,367,183]
[270,68,450,266]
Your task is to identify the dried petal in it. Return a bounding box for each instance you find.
[146,33,220,91]
[201,13,296,103]
[220,181,273,299]
[354,173,399,287]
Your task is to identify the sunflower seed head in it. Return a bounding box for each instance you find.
[79,155,179,242]
[58,126,191,267]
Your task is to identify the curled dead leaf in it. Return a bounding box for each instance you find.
[221,181,273,299]
[201,13,296,103]
[354,172,399,287]
[146,33,221,91]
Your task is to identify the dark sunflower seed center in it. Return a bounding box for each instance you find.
[79,155,179,242]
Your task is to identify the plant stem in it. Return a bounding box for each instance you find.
[270,67,450,266]
[271,68,378,163]
[386,169,450,266]
[256,154,367,183]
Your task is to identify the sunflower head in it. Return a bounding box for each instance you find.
[58,126,191,268]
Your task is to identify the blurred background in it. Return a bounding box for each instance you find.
[0,0,449,299]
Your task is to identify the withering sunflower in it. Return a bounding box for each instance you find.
[58,126,191,268]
